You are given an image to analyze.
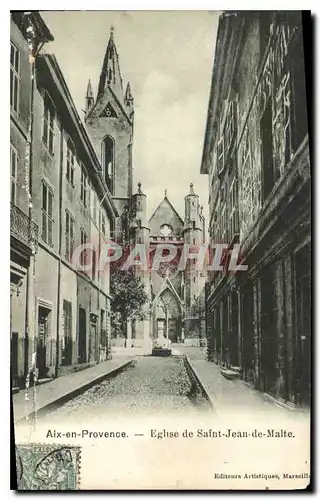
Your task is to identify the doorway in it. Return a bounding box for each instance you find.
[62,300,72,366]
[78,308,87,363]
[89,314,98,362]
[295,244,311,406]
[168,319,177,343]
[230,290,239,367]
[11,331,18,386]
[37,306,51,378]
[260,268,278,394]
[242,281,255,383]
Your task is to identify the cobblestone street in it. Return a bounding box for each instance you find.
[40,356,209,421]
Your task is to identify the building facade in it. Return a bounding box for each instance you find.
[10,12,53,389]
[31,53,117,380]
[201,12,311,407]
[10,12,118,389]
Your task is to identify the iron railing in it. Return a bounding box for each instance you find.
[10,203,38,253]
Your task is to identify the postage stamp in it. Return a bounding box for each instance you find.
[15,444,81,490]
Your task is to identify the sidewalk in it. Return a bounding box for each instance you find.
[176,345,310,420]
[13,357,132,424]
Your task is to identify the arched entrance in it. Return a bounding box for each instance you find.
[152,285,183,343]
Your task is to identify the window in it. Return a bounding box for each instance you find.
[290,34,309,152]
[41,182,54,246]
[65,211,75,259]
[229,178,239,240]
[80,165,88,206]
[224,101,237,152]
[261,97,274,201]
[42,95,55,154]
[10,145,18,204]
[10,42,20,113]
[221,204,227,241]
[160,224,173,237]
[66,141,75,186]
[80,228,87,266]
[217,137,224,175]
[92,191,96,222]
[102,136,114,194]
[101,211,106,236]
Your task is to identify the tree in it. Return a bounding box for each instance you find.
[110,265,148,337]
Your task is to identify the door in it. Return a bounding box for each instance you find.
[100,309,106,361]
[230,290,239,367]
[11,331,18,386]
[78,308,87,364]
[37,307,50,378]
[295,244,311,406]
[62,300,72,366]
[242,282,255,384]
[260,268,278,394]
[168,319,177,343]
[89,315,98,362]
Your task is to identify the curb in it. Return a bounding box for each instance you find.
[183,354,214,411]
[16,360,133,423]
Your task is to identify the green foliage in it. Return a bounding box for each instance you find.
[110,266,148,336]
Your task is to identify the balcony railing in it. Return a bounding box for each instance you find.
[10,203,38,253]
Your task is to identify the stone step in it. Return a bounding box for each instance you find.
[37,378,52,386]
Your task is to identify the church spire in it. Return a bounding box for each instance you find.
[85,78,94,113]
[97,26,124,103]
[124,82,134,116]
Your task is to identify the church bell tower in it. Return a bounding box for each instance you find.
[84,27,134,238]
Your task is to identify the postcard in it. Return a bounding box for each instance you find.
[10,10,311,490]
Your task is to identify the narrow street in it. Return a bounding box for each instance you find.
[40,356,210,422]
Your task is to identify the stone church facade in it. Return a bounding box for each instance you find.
[84,28,207,348]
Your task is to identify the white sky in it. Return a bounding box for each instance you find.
[40,11,220,224]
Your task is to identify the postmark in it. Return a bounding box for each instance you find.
[15,444,81,490]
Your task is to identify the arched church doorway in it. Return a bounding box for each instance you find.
[152,287,182,343]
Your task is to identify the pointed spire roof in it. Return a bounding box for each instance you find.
[125,82,133,102]
[97,26,124,103]
[86,78,93,99]
[186,182,199,197]
[85,78,94,113]
[124,82,134,117]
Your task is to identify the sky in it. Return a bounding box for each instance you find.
[40,11,220,224]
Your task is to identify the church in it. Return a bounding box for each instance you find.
[84,28,207,348]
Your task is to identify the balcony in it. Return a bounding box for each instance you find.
[10,203,38,256]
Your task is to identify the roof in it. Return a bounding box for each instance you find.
[149,195,184,225]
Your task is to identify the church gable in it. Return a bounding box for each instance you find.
[149,197,184,237]
[85,86,130,127]
[99,101,118,118]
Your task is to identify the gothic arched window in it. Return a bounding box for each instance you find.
[102,135,114,194]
